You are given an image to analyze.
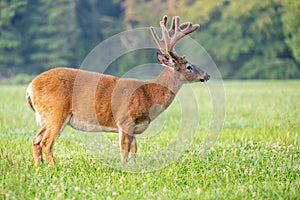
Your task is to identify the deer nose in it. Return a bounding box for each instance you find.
[200,73,210,82]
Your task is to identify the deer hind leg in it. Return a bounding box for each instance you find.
[39,116,70,166]
[32,126,46,165]
[119,130,137,163]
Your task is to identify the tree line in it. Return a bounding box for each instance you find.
[0,0,299,79]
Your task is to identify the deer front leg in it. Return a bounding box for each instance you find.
[129,136,137,164]
[119,130,137,163]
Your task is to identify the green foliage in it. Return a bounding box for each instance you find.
[0,73,33,85]
[75,0,124,63]
[0,82,299,199]
[235,56,300,79]
[281,0,300,63]
[0,0,27,75]
[0,0,299,79]
[178,0,299,79]
[123,0,172,29]
[21,0,79,73]
[0,0,124,76]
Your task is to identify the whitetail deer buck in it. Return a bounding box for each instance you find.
[26,15,210,166]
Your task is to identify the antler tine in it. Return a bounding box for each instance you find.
[168,16,176,36]
[150,15,200,58]
[168,21,193,37]
[168,16,200,53]
[150,26,164,53]
[150,15,169,55]
[162,17,172,53]
[182,22,200,35]
[162,15,168,28]
[167,16,182,52]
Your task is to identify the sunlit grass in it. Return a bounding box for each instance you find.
[0,81,299,199]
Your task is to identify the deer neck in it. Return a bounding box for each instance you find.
[150,67,183,107]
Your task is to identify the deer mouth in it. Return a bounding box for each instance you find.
[200,74,210,82]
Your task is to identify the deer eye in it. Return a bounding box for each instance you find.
[186,65,193,71]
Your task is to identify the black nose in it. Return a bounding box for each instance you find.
[200,73,210,82]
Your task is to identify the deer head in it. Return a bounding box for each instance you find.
[150,15,210,82]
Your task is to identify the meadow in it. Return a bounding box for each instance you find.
[0,81,299,199]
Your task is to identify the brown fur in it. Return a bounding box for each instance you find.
[27,16,210,165]
[27,58,209,165]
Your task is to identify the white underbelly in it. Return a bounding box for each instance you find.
[69,116,117,132]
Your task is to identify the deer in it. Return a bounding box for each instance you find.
[26,15,210,166]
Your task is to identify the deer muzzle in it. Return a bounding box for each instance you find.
[200,73,210,82]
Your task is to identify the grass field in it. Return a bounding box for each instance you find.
[0,81,299,199]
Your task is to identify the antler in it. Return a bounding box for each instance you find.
[150,15,200,59]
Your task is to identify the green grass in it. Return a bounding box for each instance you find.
[0,81,299,199]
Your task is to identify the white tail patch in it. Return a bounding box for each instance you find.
[26,83,33,101]
[35,112,43,125]
[28,83,45,145]
[27,83,44,125]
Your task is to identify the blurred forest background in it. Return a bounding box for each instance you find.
[0,0,299,82]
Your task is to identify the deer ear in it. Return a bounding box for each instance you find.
[156,52,173,67]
